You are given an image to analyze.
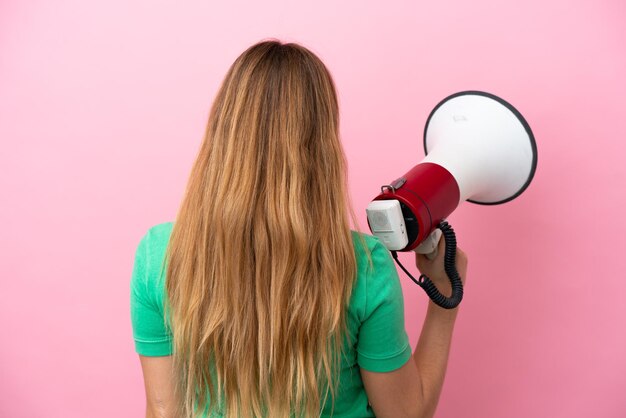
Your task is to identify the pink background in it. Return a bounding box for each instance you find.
[1,0,625,417]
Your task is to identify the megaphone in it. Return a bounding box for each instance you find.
[366,91,537,308]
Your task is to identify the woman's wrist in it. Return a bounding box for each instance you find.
[425,278,464,316]
[426,299,460,321]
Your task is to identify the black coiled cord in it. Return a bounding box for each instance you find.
[391,220,464,309]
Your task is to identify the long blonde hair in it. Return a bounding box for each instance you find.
[162,40,361,417]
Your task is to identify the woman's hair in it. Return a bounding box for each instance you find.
[161,40,363,417]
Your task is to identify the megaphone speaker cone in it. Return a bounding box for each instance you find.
[423,91,537,205]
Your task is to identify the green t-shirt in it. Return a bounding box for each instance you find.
[130,222,411,417]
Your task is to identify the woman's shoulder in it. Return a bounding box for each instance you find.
[350,230,391,267]
[349,230,398,290]
[136,222,174,276]
[350,230,384,252]
[348,230,402,324]
[145,221,174,240]
[140,221,174,251]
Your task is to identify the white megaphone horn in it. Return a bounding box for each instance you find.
[366,91,538,308]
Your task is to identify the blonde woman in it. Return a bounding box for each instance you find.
[130,40,468,418]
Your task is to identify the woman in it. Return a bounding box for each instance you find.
[130,39,468,418]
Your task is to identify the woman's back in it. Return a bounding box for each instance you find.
[131,221,411,417]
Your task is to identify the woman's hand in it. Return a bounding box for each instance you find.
[415,232,468,296]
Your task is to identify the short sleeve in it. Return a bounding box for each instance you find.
[130,230,173,356]
[356,240,411,372]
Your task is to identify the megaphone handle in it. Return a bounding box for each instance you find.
[414,229,443,260]
[391,221,464,309]
[420,221,464,309]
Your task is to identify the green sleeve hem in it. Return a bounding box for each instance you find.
[357,343,412,372]
[134,338,173,356]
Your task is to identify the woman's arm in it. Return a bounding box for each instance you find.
[360,301,459,418]
[139,355,178,418]
[361,238,468,418]
[411,300,459,417]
